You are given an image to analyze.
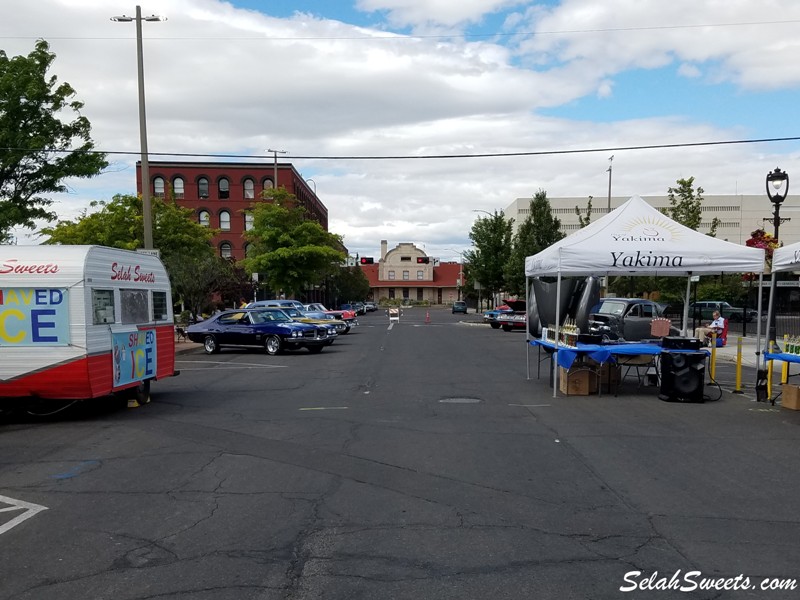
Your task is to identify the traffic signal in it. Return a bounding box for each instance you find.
[360,257,374,264]
[416,257,430,264]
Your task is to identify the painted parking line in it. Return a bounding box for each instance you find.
[508,403,552,407]
[298,406,349,411]
[0,495,48,536]
[175,360,287,370]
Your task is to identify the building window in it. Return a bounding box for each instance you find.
[244,212,254,231]
[389,289,395,299]
[198,210,210,227]
[218,178,230,200]
[219,210,231,230]
[198,177,209,199]
[220,242,232,258]
[153,176,165,198]
[417,270,423,280]
[263,178,274,190]
[244,243,254,257]
[403,271,409,280]
[173,177,184,199]
[388,271,395,280]
[243,178,255,199]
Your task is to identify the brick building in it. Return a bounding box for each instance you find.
[135,160,329,261]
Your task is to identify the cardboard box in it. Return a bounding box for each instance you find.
[559,366,599,396]
[782,384,800,410]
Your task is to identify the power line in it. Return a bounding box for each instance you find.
[2,19,799,43]
[3,135,799,161]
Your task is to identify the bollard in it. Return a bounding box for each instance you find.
[767,341,775,400]
[782,334,789,384]
[709,333,717,382]
[733,336,743,393]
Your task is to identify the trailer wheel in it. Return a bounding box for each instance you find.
[203,335,220,354]
[131,379,151,405]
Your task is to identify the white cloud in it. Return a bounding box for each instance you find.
[3,0,800,257]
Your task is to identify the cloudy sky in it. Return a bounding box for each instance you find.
[3,0,800,261]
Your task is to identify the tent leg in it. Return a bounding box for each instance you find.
[757,272,764,368]
[682,275,692,337]
[553,273,562,398]
[525,276,531,380]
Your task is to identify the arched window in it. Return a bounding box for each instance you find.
[220,242,232,259]
[263,178,274,190]
[219,178,229,200]
[244,212,254,231]
[219,210,231,230]
[198,177,209,199]
[173,177,185,199]
[243,178,255,199]
[244,243,254,258]
[153,177,165,198]
[198,210,210,227]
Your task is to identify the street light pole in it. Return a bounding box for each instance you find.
[268,149,287,190]
[766,167,789,345]
[111,6,166,251]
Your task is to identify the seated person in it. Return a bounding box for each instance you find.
[693,310,725,345]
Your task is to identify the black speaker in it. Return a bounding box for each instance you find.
[659,351,706,403]
[661,336,702,351]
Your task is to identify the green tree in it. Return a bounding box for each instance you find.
[244,189,345,298]
[162,254,236,319]
[0,40,107,240]
[575,195,593,228]
[330,266,370,305]
[662,177,720,236]
[40,193,215,264]
[463,210,513,308]
[504,190,565,296]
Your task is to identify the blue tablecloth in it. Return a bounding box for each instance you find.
[530,339,662,369]
[764,352,800,364]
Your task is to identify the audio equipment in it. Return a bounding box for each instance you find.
[661,336,702,351]
[659,351,706,402]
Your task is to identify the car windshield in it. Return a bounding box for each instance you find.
[253,309,291,322]
[305,312,331,320]
[597,301,626,316]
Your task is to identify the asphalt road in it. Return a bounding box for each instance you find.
[1,308,800,599]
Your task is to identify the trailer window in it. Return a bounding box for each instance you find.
[152,291,169,321]
[121,289,149,324]
[92,289,116,324]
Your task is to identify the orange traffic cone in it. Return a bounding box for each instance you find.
[425,311,431,324]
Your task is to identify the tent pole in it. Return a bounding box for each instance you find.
[682,274,692,337]
[756,271,769,368]
[525,276,531,380]
[553,272,562,398]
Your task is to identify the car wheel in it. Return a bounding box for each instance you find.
[343,326,351,334]
[308,345,324,354]
[490,322,500,329]
[502,324,512,332]
[265,335,282,355]
[203,335,220,354]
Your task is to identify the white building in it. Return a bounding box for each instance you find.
[504,195,800,246]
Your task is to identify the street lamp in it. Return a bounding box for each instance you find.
[111,6,166,251]
[305,178,317,195]
[766,167,789,344]
[268,148,287,190]
[472,209,493,217]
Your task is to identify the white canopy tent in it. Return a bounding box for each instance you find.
[524,196,767,395]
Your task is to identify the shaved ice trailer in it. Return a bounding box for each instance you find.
[0,245,178,405]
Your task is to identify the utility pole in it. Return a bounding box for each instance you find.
[268,148,287,189]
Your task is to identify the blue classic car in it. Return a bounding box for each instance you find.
[483,300,525,329]
[187,308,331,355]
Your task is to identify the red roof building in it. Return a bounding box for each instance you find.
[359,241,464,305]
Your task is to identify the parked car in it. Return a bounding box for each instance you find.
[452,301,468,314]
[268,307,340,343]
[588,298,679,341]
[483,300,524,329]
[364,301,378,312]
[302,311,350,335]
[247,299,306,311]
[306,303,358,325]
[689,300,759,323]
[497,310,526,331]
[352,302,366,315]
[186,308,331,355]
